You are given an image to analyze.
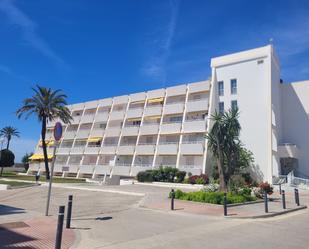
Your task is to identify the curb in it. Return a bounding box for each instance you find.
[225,205,307,219]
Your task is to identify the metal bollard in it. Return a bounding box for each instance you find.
[223,192,227,216]
[282,190,286,209]
[66,195,73,229]
[264,191,268,213]
[279,183,282,195]
[295,188,300,206]
[171,189,175,210]
[55,205,65,249]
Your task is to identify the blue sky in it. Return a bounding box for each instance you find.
[0,0,309,161]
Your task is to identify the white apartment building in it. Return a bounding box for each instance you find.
[28,45,309,183]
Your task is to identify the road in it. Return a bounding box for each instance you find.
[0,184,308,249]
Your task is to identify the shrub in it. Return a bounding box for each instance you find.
[259,182,273,195]
[171,190,256,204]
[175,171,186,183]
[136,167,186,183]
[229,175,247,193]
[188,174,209,185]
[137,171,153,182]
[202,183,219,193]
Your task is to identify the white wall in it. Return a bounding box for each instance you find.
[210,45,276,182]
[281,81,309,176]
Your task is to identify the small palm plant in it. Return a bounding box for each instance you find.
[16,85,72,180]
[205,108,241,191]
[0,126,20,149]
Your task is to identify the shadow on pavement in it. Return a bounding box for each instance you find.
[72,216,113,221]
[0,205,25,216]
[0,227,36,248]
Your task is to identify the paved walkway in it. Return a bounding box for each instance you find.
[0,217,75,249]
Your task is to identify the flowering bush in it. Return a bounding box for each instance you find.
[202,183,219,192]
[253,182,273,198]
[188,174,209,185]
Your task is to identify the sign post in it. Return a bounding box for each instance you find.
[45,122,63,216]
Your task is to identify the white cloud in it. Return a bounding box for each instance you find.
[0,0,67,68]
[142,0,180,82]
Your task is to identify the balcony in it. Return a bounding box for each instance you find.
[166,84,187,97]
[140,123,160,135]
[113,95,128,105]
[109,110,125,121]
[160,122,182,134]
[186,99,209,112]
[135,144,156,155]
[79,165,95,174]
[70,146,85,154]
[63,131,76,139]
[144,106,162,116]
[67,165,80,173]
[183,120,206,133]
[180,143,204,155]
[178,165,202,175]
[89,129,104,137]
[164,103,184,115]
[84,145,101,154]
[112,165,131,176]
[188,80,210,93]
[126,108,143,119]
[278,143,299,158]
[131,165,152,176]
[71,116,81,125]
[94,165,112,175]
[75,129,90,139]
[57,147,71,154]
[122,125,139,136]
[100,145,117,154]
[80,114,95,123]
[157,143,178,155]
[117,145,135,155]
[105,127,121,137]
[95,112,109,122]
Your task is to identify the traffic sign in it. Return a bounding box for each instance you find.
[54,122,63,141]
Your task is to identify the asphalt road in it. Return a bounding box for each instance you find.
[0,184,308,249]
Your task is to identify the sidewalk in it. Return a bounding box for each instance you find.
[141,191,307,218]
[0,217,75,249]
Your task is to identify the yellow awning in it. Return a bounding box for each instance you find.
[127,118,142,122]
[144,115,161,120]
[29,154,53,160]
[39,140,55,146]
[131,100,145,105]
[148,97,164,103]
[87,137,102,142]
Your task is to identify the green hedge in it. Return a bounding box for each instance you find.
[170,189,256,205]
[136,166,186,183]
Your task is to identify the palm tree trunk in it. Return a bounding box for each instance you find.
[6,138,10,150]
[216,139,227,191]
[0,167,3,176]
[41,116,50,180]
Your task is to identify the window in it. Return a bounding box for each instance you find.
[219,102,224,114]
[231,100,238,111]
[133,120,141,126]
[231,79,237,94]
[170,116,182,123]
[218,81,224,96]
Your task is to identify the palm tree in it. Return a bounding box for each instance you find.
[16,85,72,180]
[206,108,241,191]
[0,126,20,149]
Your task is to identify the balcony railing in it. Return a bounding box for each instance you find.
[115,163,132,167]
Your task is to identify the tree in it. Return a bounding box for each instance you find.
[22,152,33,172]
[206,108,247,191]
[16,85,72,180]
[0,149,15,176]
[0,126,20,149]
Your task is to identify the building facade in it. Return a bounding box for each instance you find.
[28,45,309,182]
